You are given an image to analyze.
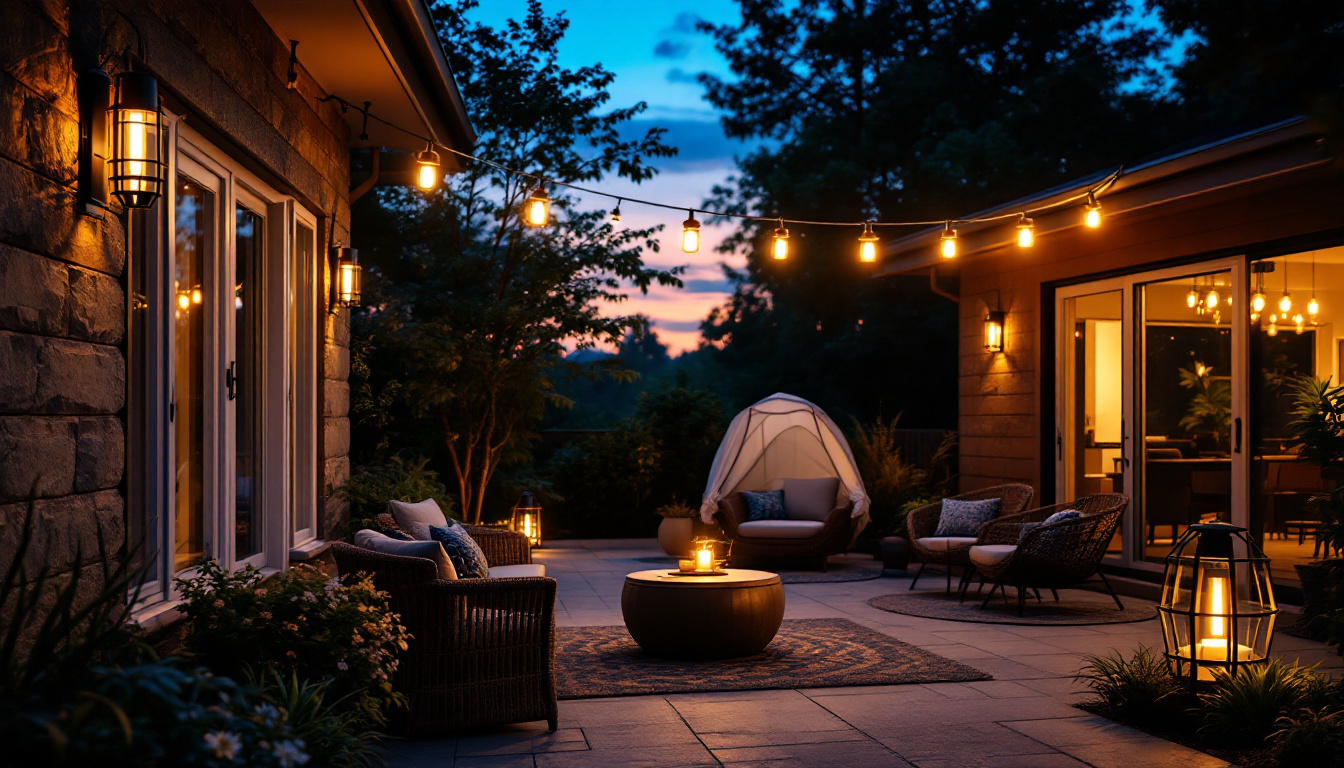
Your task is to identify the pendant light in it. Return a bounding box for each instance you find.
[1250,264,1267,320]
[1084,191,1102,229]
[1016,214,1035,248]
[1308,253,1319,324]
[415,142,441,191]
[681,210,701,253]
[858,221,878,262]
[939,221,958,259]
[610,199,622,223]
[1204,281,1220,310]
[1278,258,1292,318]
[771,220,789,260]
[1186,280,1200,310]
[525,184,550,227]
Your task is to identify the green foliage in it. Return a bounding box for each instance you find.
[850,416,957,536]
[1177,362,1233,439]
[1287,376,1344,473]
[176,562,410,727]
[1271,707,1344,767]
[1077,647,1186,727]
[656,501,700,519]
[1198,659,1335,745]
[350,0,680,523]
[336,455,453,535]
[251,669,386,768]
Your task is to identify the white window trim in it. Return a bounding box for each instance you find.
[132,113,321,618]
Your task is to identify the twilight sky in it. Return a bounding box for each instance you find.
[468,1,754,354]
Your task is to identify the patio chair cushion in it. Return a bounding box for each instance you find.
[429,524,491,579]
[487,564,547,578]
[353,529,458,580]
[737,519,826,539]
[932,498,1001,537]
[915,536,978,551]
[781,477,841,522]
[969,544,1017,568]
[389,497,450,540]
[742,489,788,522]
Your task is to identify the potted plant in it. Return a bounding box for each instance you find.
[1286,376,1344,620]
[656,501,700,557]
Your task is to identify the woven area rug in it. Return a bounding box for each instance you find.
[555,618,988,699]
[867,590,1157,626]
[631,554,885,584]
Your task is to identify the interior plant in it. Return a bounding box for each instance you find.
[176,562,410,727]
[655,500,700,557]
[336,454,452,535]
[1178,362,1233,448]
[1076,646,1187,728]
[1284,376,1344,628]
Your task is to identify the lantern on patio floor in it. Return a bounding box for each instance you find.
[1157,523,1277,688]
[511,492,543,548]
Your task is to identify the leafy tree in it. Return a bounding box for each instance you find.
[351,0,681,522]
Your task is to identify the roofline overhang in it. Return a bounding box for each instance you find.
[368,0,476,153]
[875,118,1328,277]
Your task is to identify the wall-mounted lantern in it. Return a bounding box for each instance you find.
[330,247,361,309]
[109,72,165,209]
[984,309,1005,353]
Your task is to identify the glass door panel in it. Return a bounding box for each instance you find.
[173,173,214,572]
[1138,270,1235,564]
[234,203,264,560]
[1060,289,1125,558]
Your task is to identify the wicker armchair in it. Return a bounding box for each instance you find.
[332,530,557,735]
[968,493,1128,615]
[717,494,855,570]
[905,484,1035,592]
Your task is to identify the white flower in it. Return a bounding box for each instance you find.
[254,703,281,726]
[204,731,242,761]
[273,739,309,767]
[337,661,349,671]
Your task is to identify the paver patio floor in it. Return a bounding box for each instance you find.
[385,539,1341,767]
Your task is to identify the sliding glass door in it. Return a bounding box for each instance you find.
[1056,258,1248,573]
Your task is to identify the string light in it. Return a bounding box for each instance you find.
[858,221,879,262]
[415,142,441,191]
[772,220,790,260]
[939,221,958,259]
[681,210,701,254]
[525,184,550,227]
[1016,214,1034,248]
[1308,252,1319,324]
[610,199,622,223]
[1084,192,1102,228]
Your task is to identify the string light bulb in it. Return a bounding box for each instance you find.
[1205,286,1220,310]
[1308,252,1319,324]
[681,210,701,254]
[1294,313,1305,334]
[1016,214,1034,248]
[525,184,550,227]
[858,221,879,263]
[415,143,441,191]
[939,221,958,259]
[1084,191,1102,228]
[610,199,622,223]
[1267,317,1278,336]
[1186,287,1200,309]
[1251,290,1266,314]
[772,220,790,260]
[1278,258,1291,317]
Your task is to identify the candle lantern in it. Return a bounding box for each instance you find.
[109,71,165,209]
[511,492,543,548]
[984,310,1005,353]
[690,537,732,573]
[1157,523,1277,688]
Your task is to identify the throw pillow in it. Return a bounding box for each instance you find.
[741,490,787,522]
[1020,509,1082,545]
[781,477,841,522]
[933,498,1001,537]
[388,498,449,540]
[353,529,457,580]
[429,524,490,579]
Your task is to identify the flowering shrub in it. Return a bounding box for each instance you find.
[177,562,410,725]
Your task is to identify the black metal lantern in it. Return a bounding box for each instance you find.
[1157,523,1277,688]
[330,247,361,309]
[109,71,165,209]
[511,492,542,548]
[984,310,1006,353]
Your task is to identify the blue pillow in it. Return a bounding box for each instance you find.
[933,498,1000,537]
[1020,509,1081,545]
[742,490,787,522]
[429,524,490,578]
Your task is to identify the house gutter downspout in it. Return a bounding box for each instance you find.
[348,148,380,204]
[929,266,959,303]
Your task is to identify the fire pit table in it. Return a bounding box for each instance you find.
[621,569,785,659]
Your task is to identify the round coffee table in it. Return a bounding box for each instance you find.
[621,569,785,660]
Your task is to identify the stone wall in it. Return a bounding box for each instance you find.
[0,0,352,581]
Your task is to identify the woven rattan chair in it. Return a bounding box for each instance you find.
[905,484,1035,592]
[332,528,557,735]
[716,494,855,570]
[968,493,1128,615]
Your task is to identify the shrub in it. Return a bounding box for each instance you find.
[1271,707,1344,767]
[1198,659,1334,744]
[336,454,453,535]
[1077,646,1185,727]
[656,500,700,519]
[851,415,957,536]
[252,669,386,768]
[176,562,410,726]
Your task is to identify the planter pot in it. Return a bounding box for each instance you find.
[1295,560,1338,618]
[880,536,910,572]
[658,517,696,557]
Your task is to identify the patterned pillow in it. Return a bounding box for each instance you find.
[742,490,787,522]
[1021,509,1081,545]
[933,498,1001,537]
[429,524,490,579]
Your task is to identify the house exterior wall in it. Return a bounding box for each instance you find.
[956,165,1344,499]
[0,0,351,582]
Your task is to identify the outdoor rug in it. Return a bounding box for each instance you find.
[867,590,1158,626]
[555,618,989,699]
[631,553,885,584]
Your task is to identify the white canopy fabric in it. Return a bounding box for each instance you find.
[699,393,870,535]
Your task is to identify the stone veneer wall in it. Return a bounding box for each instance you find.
[0,0,352,584]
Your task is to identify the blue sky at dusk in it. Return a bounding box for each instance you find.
[468,1,754,354]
